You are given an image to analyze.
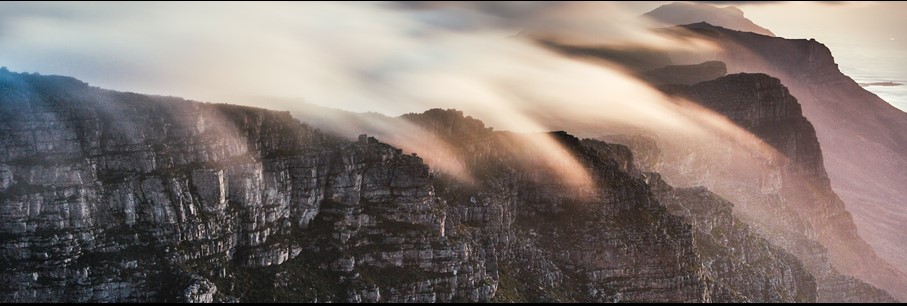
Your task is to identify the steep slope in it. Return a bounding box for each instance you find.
[268,105,821,302]
[580,137,816,302]
[407,109,817,303]
[663,23,907,299]
[394,110,715,302]
[644,172,815,303]
[657,73,901,302]
[643,2,774,37]
[548,23,906,298]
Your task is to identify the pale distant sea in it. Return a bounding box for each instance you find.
[832,42,907,112]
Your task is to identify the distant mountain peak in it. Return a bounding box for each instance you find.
[644,2,775,37]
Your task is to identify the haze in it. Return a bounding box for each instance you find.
[622,1,907,111]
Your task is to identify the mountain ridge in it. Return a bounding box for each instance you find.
[659,72,901,302]
[541,12,907,299]
[664,22,907,300]
[0,69,823,302]
[643,2,775,37]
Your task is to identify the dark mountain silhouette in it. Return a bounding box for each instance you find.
[643,2,775,36]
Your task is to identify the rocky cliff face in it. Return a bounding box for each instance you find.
[653,73,899,302]
[644,172,815,302]
[407,109,817,302]
[671,24,907,295]
[553,21,906,299]
[0,70,827,302]
[386,110,714,302]
[0,71,494,302]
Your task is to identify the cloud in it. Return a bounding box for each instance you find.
[0,2,678,108]
[859,81,904,87]
[0,2,772,191]
[392,1,688,46]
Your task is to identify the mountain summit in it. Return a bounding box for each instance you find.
[643,2,775,36]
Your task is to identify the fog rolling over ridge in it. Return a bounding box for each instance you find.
[0,1,701,114]
[1,1,907,303]
[0,1,777,229]
[0,2,771,193]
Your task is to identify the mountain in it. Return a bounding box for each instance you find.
[658,22,907,300]
[659,73,902,302]
[546,4,907,298]
[593,72,899,302]
[643,2,774,37]
[0,70,822,302]
[546,39,906,300]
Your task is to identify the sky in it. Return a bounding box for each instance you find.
[0,1,905,112]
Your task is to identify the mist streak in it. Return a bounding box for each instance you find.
[0,1,774,194]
